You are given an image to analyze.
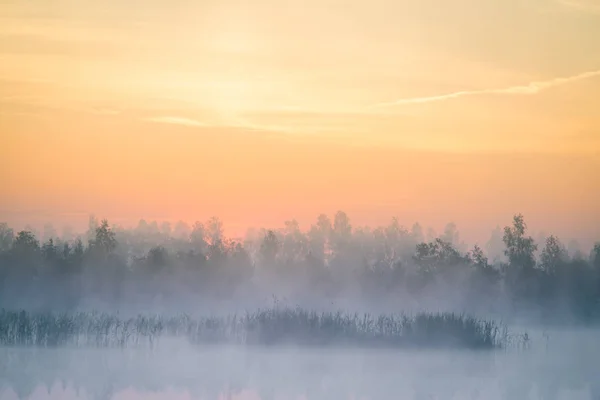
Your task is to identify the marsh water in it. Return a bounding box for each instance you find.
[1,327,599,400]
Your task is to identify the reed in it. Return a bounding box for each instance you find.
[0,307,508,350]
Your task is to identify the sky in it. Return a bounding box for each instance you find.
[1,0,599,248]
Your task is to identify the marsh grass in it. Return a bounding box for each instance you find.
[0,308,512,350]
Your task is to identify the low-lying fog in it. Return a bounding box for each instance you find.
[1,327,599,400]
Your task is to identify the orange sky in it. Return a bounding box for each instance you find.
[1,0,599,248]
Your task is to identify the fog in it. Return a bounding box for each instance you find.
[1,330,600,400]
[1,213,599,399]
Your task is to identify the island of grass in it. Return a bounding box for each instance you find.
[0,307,517,350]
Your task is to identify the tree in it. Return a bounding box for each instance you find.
[467,244,500,311]
[592,243,600,271]
[73,238,84,260]
[190,221,207,252]
[414,238,466,277]
[42,238,58,263]
[10,231,41,279]
[316,214,332,236]
[147,246,169,274]
[384,217,410,260]
[281,219,307,264]
[206,216,224,246]
[260,230,280,266]
[502,214,539,307]
[503,214,537,270]
[136,219,149,234]
[333,211,351,237]
[331,211,352,252]
[62,242,71,260]
[0,222,14,252]
[441,223,459,247]
[592,243,600,304]
[470,244,489,270]
[413,238,467,291]
[89,220,117,257]
[307,214,331,261]
[13,231,39,255]
[207,237,228,267]
[540,235,567,275]
[410,223,424,244]
[229,241,253,284]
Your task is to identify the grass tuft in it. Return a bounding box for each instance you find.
[0,308,513,350]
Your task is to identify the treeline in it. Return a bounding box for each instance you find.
[0,213,599,322]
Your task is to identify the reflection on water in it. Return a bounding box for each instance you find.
[1,329,599,400]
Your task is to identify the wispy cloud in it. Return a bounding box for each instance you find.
[144,116,210,127]
[369,69,600,108]
[143,115,295,133]
[143,113,356,136]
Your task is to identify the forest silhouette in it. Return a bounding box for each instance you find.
[0,213,599,323]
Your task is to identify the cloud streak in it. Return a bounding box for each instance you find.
[369,70,600,108]
[143,114,356,136]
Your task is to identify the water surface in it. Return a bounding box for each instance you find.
[1,328,598,400]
